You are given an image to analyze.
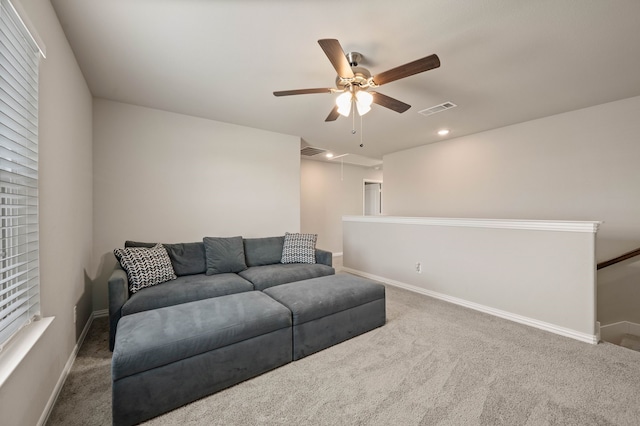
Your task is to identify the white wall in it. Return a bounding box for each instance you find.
[343,217,599,342]
[0,1,93,425]
[92,99,301,310]
[300,158,382,254]
[384,96,640,263]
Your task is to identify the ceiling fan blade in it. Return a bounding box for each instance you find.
[371,54,440,86]
[325,105,340,122]
[273,88,333,97]
[370,92,411,113]
[318,39,354,79]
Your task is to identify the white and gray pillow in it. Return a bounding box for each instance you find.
[281,232,317,264]
[114,244,177,293]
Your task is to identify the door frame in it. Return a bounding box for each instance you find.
[363,179,383,215]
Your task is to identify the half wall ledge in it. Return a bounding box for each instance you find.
[342,215,601,233]
[342,216,601,344]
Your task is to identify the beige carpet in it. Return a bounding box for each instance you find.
[47,285,640,425]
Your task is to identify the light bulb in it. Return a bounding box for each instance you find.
[336,92,352,117]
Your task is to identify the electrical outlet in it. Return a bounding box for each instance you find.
[73,305,77,324]
[415,262,422,274]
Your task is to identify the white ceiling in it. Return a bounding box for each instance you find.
[51,0,640,161]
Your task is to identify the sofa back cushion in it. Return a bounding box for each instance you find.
[125,241,206,276]
[243,236,285,267]
[203,236,248,275]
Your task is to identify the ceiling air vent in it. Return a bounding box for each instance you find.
[300,146,327,156]
[418,101,457,117]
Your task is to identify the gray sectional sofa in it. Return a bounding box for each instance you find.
[108,235,334,350]
[109,234,386,425]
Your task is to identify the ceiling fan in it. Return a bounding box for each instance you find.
[273,39,440,122]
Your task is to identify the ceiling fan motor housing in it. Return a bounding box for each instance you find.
[336,52,372,90]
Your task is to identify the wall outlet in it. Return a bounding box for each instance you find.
[73,305,77,324]
[415,262,422,274]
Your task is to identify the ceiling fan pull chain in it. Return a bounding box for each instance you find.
[352,100,356,134]
[360,113,364,148]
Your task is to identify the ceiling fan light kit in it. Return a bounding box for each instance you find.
[335,87,374,117]
[274,38,440,123]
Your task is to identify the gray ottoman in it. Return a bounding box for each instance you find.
[112,291,292,426]
[263,273,386,360]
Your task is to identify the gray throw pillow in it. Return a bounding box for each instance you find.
[243,236,285,267]
[281,232,317,264]
[125,240,156,248]
[125,240,206,276]
[203,236,248,275]
[113,244,177,293]
[163,242,206,276]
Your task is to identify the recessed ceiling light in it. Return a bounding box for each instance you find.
[437,129,450,136]
[325,153,334,158]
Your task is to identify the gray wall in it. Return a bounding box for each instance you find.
[343,217,598,341]
[92,99,301,310]
[300,158,382,254]
[383,96,640,327]
[0,1,94,425]
[383,95,640,263]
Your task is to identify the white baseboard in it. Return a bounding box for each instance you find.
[37,309,104,426]
[343,267,598,345]
[600,321,640,345]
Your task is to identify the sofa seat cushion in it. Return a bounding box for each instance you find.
[263,274,385,325]
[121,273,253,316]
[263,274,386,360]
[238,263,335,291]
[113,291,292,381]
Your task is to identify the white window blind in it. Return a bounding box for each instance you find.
[0,0,40,348]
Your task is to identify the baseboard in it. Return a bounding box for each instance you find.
[343,267,598,345]
[600,321,640,345]
[37,309,103,426]
[93,308,108,318]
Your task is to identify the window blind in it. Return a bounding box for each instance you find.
[0,0,40,348]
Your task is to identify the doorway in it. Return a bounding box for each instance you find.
[363,180,382,216]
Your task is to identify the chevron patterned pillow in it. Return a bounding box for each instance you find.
[114,244,177,293]
[281,232,317,264]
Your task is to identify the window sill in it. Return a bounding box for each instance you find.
[0,316,54,388]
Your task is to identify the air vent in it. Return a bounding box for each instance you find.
[300,146,327,156]
[418,101,457,117]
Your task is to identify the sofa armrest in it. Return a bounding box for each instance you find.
[315,248,333,267]
[108,266,130,351]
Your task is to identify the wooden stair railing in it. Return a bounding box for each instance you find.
[597,247,640,270]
